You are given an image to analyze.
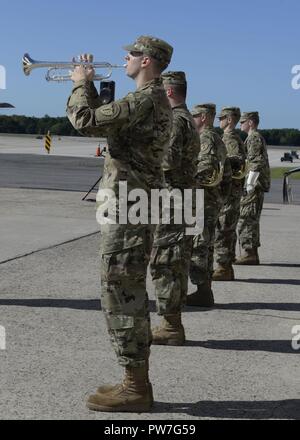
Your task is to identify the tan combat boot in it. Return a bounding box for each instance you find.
[87,365,153,412]
[152,314,185,346]
[235,249,260,265]
[96,359,152,400]
[186,281,215,307]
[212,264,235,281]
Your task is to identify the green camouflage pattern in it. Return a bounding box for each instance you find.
[123,35,173,66]
[190,103,216,116]
[244,129,271,193]
[238,189,265,250]
[67,77,172,367]
[163,104,199,191]
[218,106,241,120]
[214,129,246,265]
[161,71,186,86]
[240,111,259,123]
[190,127,227,285]
[150,104,199,315]
[238,129,270,251]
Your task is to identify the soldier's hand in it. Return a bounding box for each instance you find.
[246,183,255,194]
[71,53,95,82]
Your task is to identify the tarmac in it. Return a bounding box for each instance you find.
[0,136,300,420]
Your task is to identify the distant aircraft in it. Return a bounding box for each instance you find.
[0,103,15,108]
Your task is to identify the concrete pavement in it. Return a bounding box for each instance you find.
[0,187,299,420]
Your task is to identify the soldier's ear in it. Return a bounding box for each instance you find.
[165,87,173,98]
[141,56,151,68]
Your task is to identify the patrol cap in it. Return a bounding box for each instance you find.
[218,106,241,120]
[123,35,173,66]
[161,71,186,86]
[191,103,216,117]
[240,111,259,123]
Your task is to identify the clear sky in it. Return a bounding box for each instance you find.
[0,0,300,128]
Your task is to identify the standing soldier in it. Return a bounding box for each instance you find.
[235,111,270,265]
[67,35,173,412]
[150,71,200,345]
[213,107,246,280]
[187,104,230,307]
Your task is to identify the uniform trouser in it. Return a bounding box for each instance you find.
[190,189,223,285]
[100,224,153,368]
[237,189,265,250]
[150,225,193,315]
[214,186,243,266]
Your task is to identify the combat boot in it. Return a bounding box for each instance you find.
[186,281,215,307]
[152,314,185,346]
[212,264,235,281]
[235,248,260,265]
[87,365,153,413]
[96,359,152,400]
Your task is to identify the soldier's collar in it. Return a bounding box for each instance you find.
[173,103,188,111]
[137,77,162,91]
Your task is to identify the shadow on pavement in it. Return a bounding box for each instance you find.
[0,298,102,311]
[185,302,300,312]
[2,299,299,314]
[184,339,298,354]
[259,263,300,268]
[153,399,300,419]
[0,298,163,313]
[237,278,300,285]
[215,302,300,311]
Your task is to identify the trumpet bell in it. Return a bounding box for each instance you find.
[23,53,34,76]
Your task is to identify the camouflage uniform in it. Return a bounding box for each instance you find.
[150,72,200,316]
[67,37,173,368]
[237,112,270,253]
[214,107,246,266]
[189,104,229,287]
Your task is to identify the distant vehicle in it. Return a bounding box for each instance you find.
[36,135,43,140]
[291,150,299,159]
[281,152,293,162]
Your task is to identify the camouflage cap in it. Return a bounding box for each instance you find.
[191,103,216,117]
[240,111,259,123]
[161,71,186,86]
[123,35,173,66]
[218,106,241,120]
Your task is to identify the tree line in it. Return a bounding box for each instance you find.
[1,115,300,146]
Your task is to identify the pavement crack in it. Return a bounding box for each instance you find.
[0,231,100,265]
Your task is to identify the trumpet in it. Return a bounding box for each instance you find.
[22,53,125,82]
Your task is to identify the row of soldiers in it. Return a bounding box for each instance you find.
[67,35,270,413]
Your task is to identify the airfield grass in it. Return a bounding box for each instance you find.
[271,167,300,179]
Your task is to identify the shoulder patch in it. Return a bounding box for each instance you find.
[99,103,121,119]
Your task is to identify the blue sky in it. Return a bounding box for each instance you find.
[0,0,300,128]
